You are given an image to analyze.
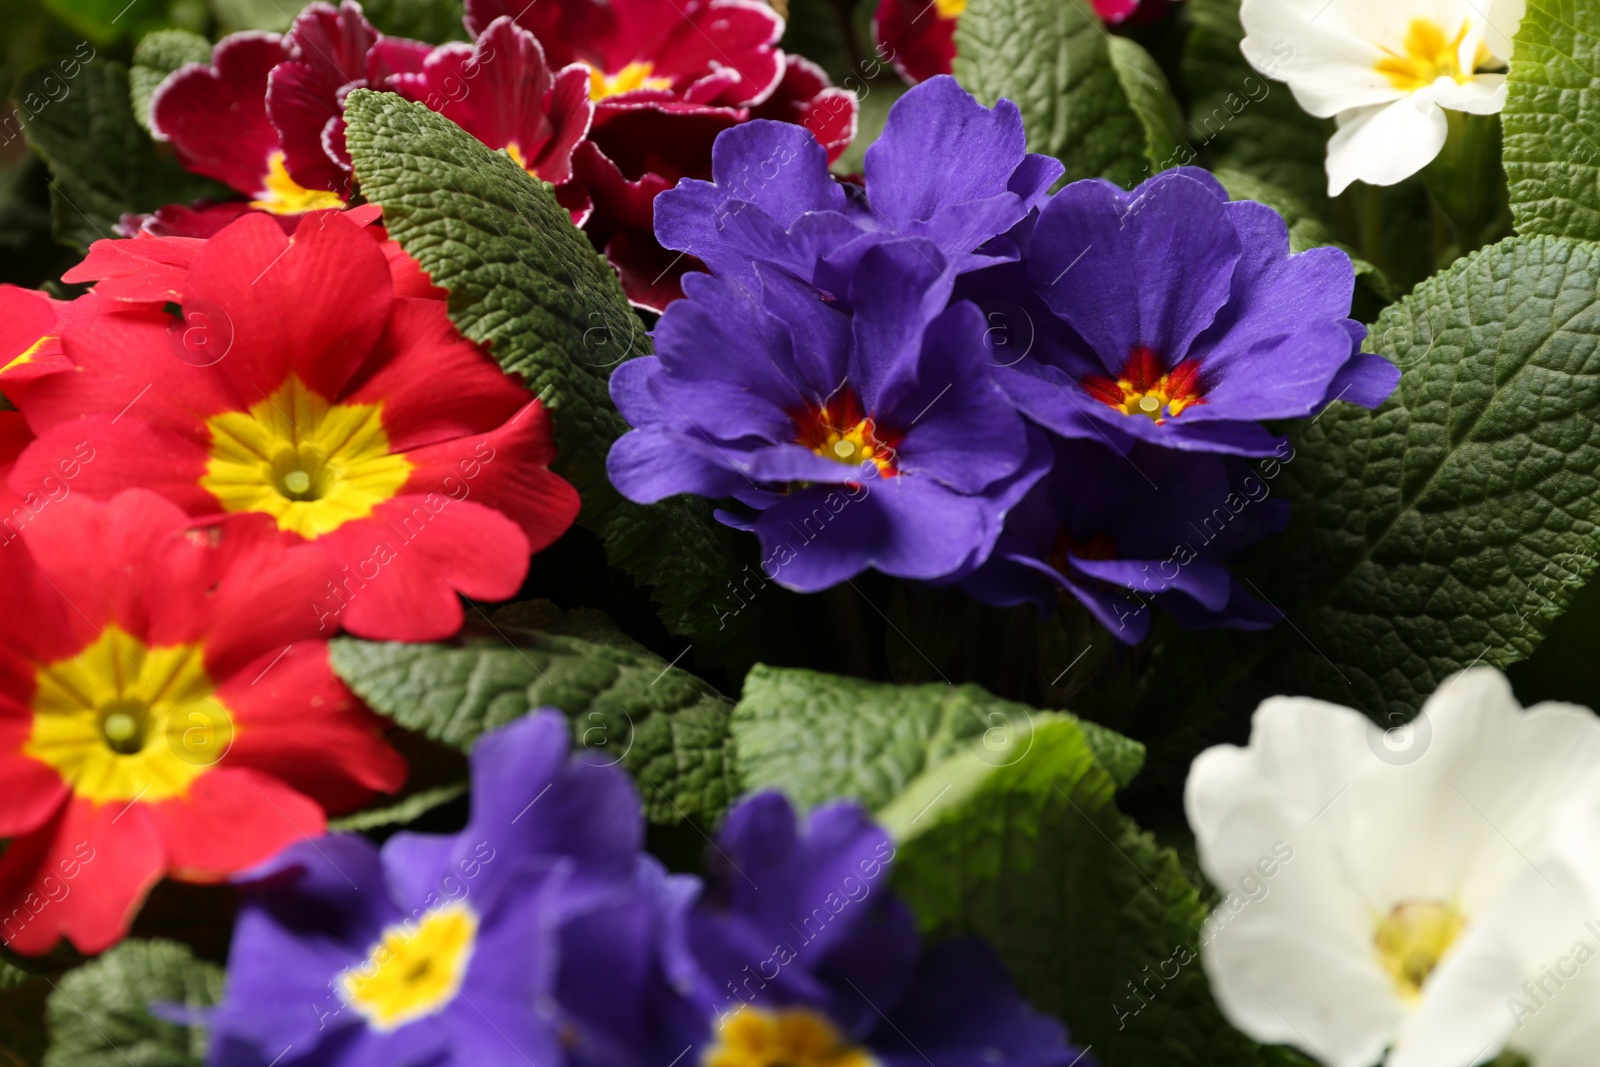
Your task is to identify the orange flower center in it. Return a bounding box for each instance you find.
[1082,346,1204,423]
[793,392,900,477]
[23,627,233,804]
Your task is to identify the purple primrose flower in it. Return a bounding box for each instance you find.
[959,436,1289,643]
[206,712,667,1067]
[680,791,1089,1067]
[653,74,1063,299]
[607,241,1047,592]
[996,168,1398,456]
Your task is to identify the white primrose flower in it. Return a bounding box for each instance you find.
[1185,668,1600,1067]
[1239,0,1526,195]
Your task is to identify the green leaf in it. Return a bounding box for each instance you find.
[341,89,795,672]
[42,939,221,1067]
[129,29,212,135]
[881,718,1308,1066]
[0,964,48,1067]
[1503,0,1600,241]
[329,627,737,824]
[13,59,229,251]
[953,0,1159,186]
[1108,37,1183,174]
[1133,234,1600,791]
[209,0,292,33]
[1181,0,1331,209]
[733,666,1146,812]
[357,0,469,43]
[780,0,858,84]
[327,782,469,831]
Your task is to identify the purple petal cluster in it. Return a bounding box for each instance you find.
[654,75,1063,300]
[608,75,1400,640]
[205,714,1079,1067]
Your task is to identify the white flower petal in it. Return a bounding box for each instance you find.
[1431,74,1508,115]
[1326,94,1449,194]
[1239,0,1405,116]
[1482,0,1526,60]
[1186,696,1373,848]
[1340,671,1600,915]
[1198,798,1403,1067]
[1389,853,1596,1067]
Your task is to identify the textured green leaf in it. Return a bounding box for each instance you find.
[1503,0,1600,241]
[329,627,737,823]
[42,939,220,1067]
[129,29,212,135]
[341,89,793,672]
[1108,37,1183,174]
[881,719,1309,1066]
[733,666,1145,812]
[13,60,228,251]
[953,0,1151,186]
[1182,0,1331,209]
[1132,235,1600,796]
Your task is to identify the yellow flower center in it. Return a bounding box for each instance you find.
[792,394,900,477]
[249,151,347,215]
[588,61,674,100]
[201,376,412,539]
[1374,900,1466,1000]
[339,903,479,1031]
[1374,19,1497,92]
[705,1006,877,1067]
[23,626,234,804]
[935,0,965,18]
[3,335,53,375]
[504,143,532,174]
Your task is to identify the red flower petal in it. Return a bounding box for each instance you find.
[61,235,206,304]
[873,0,958,83]
[217,642,406,811]
[342,297,528,452]
[144,514,335,678]
[400,399,581,554]
[9,422,214,540]
[23,303,240,439]
[181,211,392,400]
[395,19,595,186]
[570,140,699,309]
[4,490,195,650]
[318,496,532,641]
[0,798,164,956]
[150,32,289,197]
[149,767,333,880]
[749,54,857,162]
[266,0,382,194]
[0,285,58,371]
[0,702,69,839]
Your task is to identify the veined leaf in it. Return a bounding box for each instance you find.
[341,89,795,672]
[1503,0,1600,241]
[952,0,1176,185]
[329,626,737,824]
[42,939,220,1067]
